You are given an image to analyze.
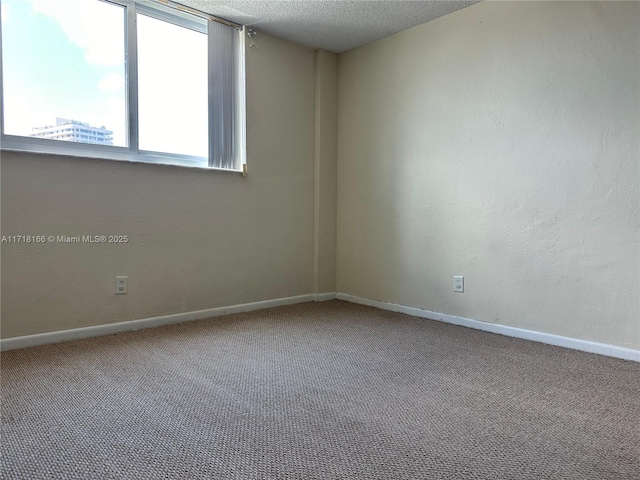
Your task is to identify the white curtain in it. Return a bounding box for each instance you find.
[208,20,238,169]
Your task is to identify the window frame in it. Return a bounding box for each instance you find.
[0,0,246,173]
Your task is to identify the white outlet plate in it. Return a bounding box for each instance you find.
[453,276,464,293]
[115,276,128,295]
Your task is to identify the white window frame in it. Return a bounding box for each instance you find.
[0,0,246,173]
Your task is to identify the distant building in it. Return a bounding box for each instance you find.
[30,118,113,145]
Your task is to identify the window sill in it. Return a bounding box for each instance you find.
[0,138,245,174]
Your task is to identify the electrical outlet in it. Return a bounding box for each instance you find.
[453,276,464,293]
[115,276,128,295]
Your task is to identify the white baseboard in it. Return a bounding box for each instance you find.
[1,293,336,352]
[314,292,337,302]
[336,293,640,363]
[4,291,636,363]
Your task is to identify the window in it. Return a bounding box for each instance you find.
[0,0,245,171]
[137,12,207,157]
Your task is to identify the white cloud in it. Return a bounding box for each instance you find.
[1,2,10,23]
[98,73,124,92]
[28,0,124,67]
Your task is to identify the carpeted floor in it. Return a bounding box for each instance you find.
[1,300,639,479]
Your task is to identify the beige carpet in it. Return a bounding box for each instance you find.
[1,300,639,479]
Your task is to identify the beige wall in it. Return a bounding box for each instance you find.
[1,33,316,338]
[337,1,639,349]
[314,50,339,294]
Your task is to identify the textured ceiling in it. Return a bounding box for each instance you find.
[176,1,480,53]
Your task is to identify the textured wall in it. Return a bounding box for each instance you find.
[1,33,316,338]
[314,50,338,293]
[337,1,639,349]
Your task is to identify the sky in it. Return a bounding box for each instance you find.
[1,0,208,157]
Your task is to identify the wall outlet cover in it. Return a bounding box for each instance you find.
[115,276,128,295]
